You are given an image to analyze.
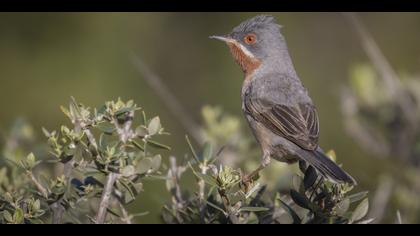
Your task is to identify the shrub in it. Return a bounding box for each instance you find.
[0,98,369,224]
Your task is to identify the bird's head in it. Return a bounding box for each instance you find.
[210,15,284,75]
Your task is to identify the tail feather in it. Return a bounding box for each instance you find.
[297,149,357,185]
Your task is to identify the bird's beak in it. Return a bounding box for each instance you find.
[209,35,235,43]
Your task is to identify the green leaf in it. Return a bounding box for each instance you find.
[4,192,14,203]
[122,165,135,177]
[3,211,13,222]
[335,198,350,217]
[26,153,36,169]
[290,189,311,210]
[196,173,219,187]
[350,198,369,223]
[148,116,161,135]
[239,207,269,213]
[33,199,41,211]
[106,207,122,218]
[348,191,368,203]
[201,142,213,163]
[97,104,107,116]
[278,199,302,224]
[147,140,171,150]
[13,208,24,224]
[131,140,145,151]
[150,155,162,172]
[303,166,318,190]
[119,180,136,203]
[205,200,226,215]
[189,164,218,187]
[60,106,71,119]
[115,107,133,116]
[135,126,148,137]
[96,123,115,135]
[42,127,51,138]
[136,158,153,174]
[185,135,200,163]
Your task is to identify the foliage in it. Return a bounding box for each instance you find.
[1,98,169,224]
[0,99,368,224]
[162,107,370,224]
[341,64,420,223]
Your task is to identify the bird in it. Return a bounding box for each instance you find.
[210,15,356,185]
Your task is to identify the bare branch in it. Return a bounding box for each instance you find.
[96,172,120,224]
[27,171,49,199]
[118,202,132,224]
[96,111,134,224]
[340,88,390,157]
[342,12,418,127]
[368,176,394,223]
[131,53,204,144]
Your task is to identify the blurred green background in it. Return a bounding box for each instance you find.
[1,12,420,223]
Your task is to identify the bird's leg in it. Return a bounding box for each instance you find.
[242,154,271,184]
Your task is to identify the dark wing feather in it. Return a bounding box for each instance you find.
[245,96,320,151]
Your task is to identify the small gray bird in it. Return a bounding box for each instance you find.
[211,15,356,185]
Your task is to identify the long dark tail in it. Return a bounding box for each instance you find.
[297,148,357,185]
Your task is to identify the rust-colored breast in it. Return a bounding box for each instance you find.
[227,42,261,78]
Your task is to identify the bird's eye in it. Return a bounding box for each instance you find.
[244,33,257,45]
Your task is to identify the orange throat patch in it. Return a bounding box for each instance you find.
[227,42,261,78]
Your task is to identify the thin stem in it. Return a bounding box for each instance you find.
[95,112,134,224]
[218,189,240,224]
[118,202,132,224]
[131,54,204,145]
[342,12,418,127]
[27,171,49,199]
[168,156,185,223]
[96,172,119,224]
[52,160,74,224]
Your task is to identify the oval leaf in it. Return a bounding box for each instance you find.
[3,211,13,222]
[335,198,350,216]
[348,191,368,203]
[290,189,311,210]
[201,142,213,162]
[303,166,318,190]
[122,165,135,177]
[136,158,153,174]
[278,199,302,224]
[148,117,161,136]
[350,198,369,223]
[150,155,162,172]
[147,140,171,150]
[239,207,269,213]
[135,126,148,137]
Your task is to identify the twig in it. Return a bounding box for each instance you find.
[96,172,119,224]
[27,171,49,199]
[95,112,134,224]
[131,53,204,144]
[198,165,208,223]
[119,202,132,224]
[395,210,403,224]
[52,160,74,224]
[368,176,393,223]
[218,189,240,224]
[167,156,186,223]
[340,88,390,157]
[342,12,418,127]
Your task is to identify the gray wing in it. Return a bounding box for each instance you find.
[243,77,320,151]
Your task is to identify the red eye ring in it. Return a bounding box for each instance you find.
[244,33,257,45]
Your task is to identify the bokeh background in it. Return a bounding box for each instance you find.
[1,12,420,223]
